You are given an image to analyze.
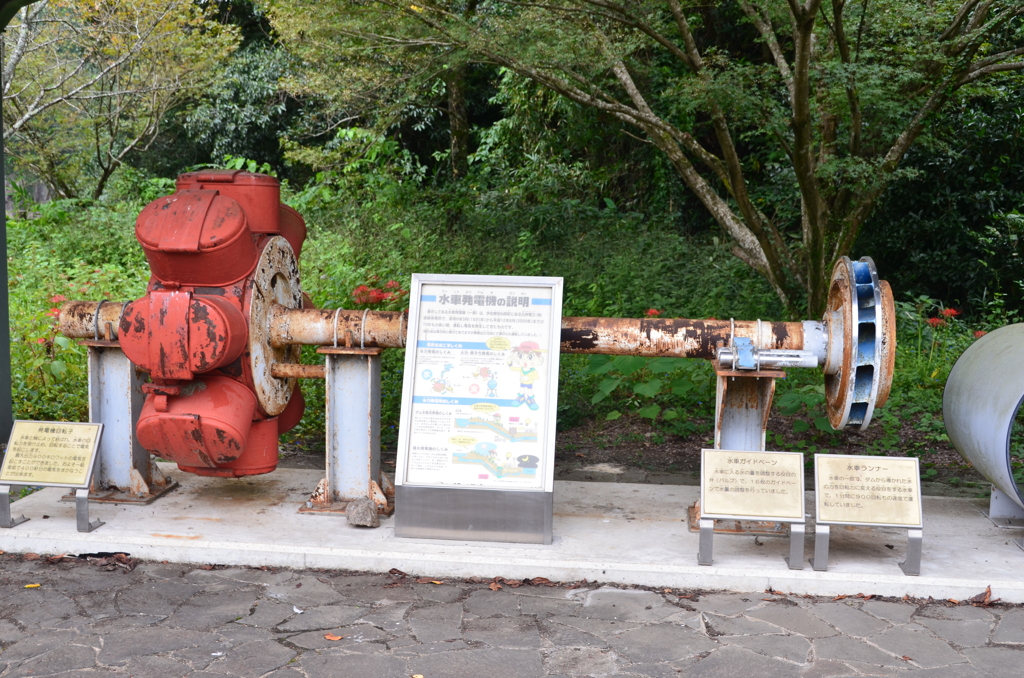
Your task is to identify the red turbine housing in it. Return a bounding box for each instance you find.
[119,171,307,477]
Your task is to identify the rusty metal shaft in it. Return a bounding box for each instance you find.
[60,300,826,362]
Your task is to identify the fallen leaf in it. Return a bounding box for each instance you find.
[388,568,408,577]
[295,583,303,588]
[488,582,502,591]
[901,656,913,662]
[505,579,522,588]
[23,553,40,561]
[832,595,847,601]
[527,577,556,586]
[24,584,40,588]
[663,588,672,593]
[383,582,403,589]
[948,599,960,605]
[44,553,67,564]
[677,594,693,599]
[415,577,444,585]
[413,675,424,678]
[969,585,999,607]
[323,633,344,641]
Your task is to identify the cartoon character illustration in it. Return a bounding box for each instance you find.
[423,363,455,394]
[507,341,544,410]
[473,366,500,398]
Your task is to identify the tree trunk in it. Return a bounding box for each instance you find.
[446,63,469,180]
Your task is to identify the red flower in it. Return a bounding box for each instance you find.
[45,307,61,318]
[49,294,67,303]
[940,308,960,318]
[645,308,661,317]
[974,330,988,338]
[35,337,46,344]
[927,317,945,328]
[385,280,401,289]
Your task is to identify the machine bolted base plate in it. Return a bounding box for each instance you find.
[299,500,394,516]
[61,481,179,506]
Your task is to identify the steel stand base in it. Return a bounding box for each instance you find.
[62,481,179,506]
[784,522,805,570]
[810,523,830,571]
[75,488,104,532]
[899,529,923,576]
[697,519,715,565]
[0,485,28,528]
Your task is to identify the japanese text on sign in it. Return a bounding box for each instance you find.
[815,455,922,527]
[701,449,805,521]
[0,421,102,487]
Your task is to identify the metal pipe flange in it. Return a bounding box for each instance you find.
[823,256,896,430]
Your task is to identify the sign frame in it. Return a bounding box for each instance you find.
[394,273,563,544]
[0,420,103,489]
[0,420,105,532]
[700,448,806,523]
[813,453,923,529]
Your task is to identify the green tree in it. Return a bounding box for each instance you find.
[271,0,1024,316]
[2,0,238,199]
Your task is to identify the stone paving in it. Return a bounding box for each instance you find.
[0,554,1022,677]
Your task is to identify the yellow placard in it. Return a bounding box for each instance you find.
[815,455,922,527]
[0,421,102,487]
[485,336,511,351]
[701,449,805,520]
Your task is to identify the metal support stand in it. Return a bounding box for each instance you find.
[0,485,27,528]
[900,529,923,576]
[698,518,714,565]
[785,522,805,570]
[714,370,781,452]
[75,488,103,532]
[83,342,176,503]
[302,347,392,515]
[987,487,1024,528]
[811,523,830,571]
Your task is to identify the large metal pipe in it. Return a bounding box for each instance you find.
[944,323,1024,509]
[61,301,828,362]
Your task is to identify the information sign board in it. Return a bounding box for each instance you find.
[397,274,562,493]
[0,421,102,488]
[814,454,922,528]
[700,449,805,521]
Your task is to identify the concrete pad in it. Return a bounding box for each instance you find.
[3,466,1024,601]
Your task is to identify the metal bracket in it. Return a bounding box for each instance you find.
[811,523,830,571]
[75,488,104,532]
[0,485,28,528]
[987,487,1024,528]
[785,522,805,570]
[900,528,923,576]
[698,518,714,565]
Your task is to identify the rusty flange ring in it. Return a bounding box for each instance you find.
[823,256,895,430]
[247,236,303,416]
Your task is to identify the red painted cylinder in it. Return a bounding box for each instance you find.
[123,172,306,477]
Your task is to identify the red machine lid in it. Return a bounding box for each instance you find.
[136,190,248,253]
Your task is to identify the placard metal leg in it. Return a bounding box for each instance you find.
[698,518,714,565]
[900,528,922,576]
[811,523,830,571]
[0,485,28,528]
[786,522,805,570]
[75,489,103,532]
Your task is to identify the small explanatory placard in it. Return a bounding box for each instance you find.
[0,421,102,488]
[701,449,805,521]
[815,454,922,528]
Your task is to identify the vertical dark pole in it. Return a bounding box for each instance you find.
[0,30,12,440]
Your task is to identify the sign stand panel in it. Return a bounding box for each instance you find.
[812,454,924,575]
[698,449,806,568]
[395,274,562,544]
[0,421,104,532]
